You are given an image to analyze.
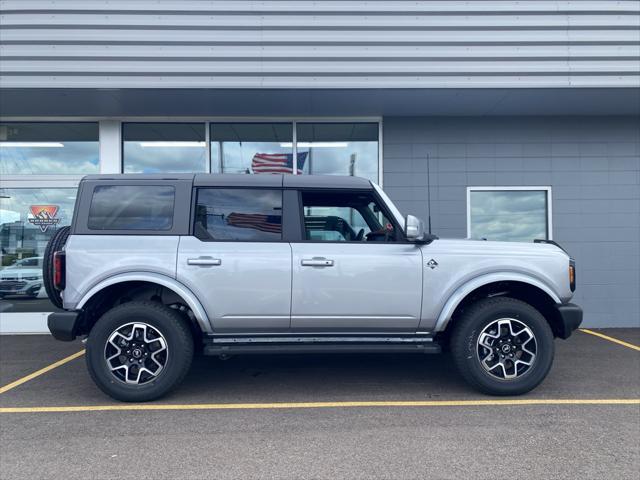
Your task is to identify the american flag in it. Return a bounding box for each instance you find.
[226,212,282,234]
[251,152,308,174]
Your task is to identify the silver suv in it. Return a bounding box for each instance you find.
[46,174,582,401]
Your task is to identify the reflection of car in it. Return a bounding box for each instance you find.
[0,257,44,299]
[47,174,582,402]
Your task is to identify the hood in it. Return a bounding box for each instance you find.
[0,267,43,280]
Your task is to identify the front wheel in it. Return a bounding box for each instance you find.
[450,297,554,396]
[86,301,194,402]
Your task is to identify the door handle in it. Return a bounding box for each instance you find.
[301,257,334,267]
[187,257,222,266]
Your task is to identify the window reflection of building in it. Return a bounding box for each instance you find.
[0,188,76,312]
[467,187,551,243]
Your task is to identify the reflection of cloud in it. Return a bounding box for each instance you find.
[0,209,20,225]
[470,191,547,242]
[124,143,206,173]
[0,142,99,175]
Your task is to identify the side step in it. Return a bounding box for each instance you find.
[202,335,441,355]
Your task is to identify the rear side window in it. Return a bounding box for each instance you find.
[88,185,175,231]
[195,188,282,241]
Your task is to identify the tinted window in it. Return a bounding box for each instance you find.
[88,185,175,231]
[0,187,76,312]
[0,122,99,175]
[469,189,549,242]
[210,123,294,174]
[296,123,379,182]
[301,191,396,242]
[195,189,282,241]
[122,123,206,174]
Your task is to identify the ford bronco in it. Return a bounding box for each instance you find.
[46,174,582,401]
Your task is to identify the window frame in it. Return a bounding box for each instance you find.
[190,186,291,243]
[87,184,177,232]
[0,121,100,178]
[73,180,192,236]
[293,188,407,244]
[121,121,208,174]
[466,186,553,241]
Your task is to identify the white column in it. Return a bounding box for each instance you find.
[99,120,122,173]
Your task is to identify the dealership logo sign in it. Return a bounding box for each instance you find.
[28,205,60,232]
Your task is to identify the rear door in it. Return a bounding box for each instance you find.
[177,186,292,333]
[289,189,423,333]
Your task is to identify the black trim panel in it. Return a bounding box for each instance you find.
[555,303,583,339]
[47,311,80,341]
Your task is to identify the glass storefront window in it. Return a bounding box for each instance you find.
[0,122,99,175]
[468,188,551,242]
[0,188,77,312]
[210,123,294,174]
[123,123,207,173]
[296,123,379,182]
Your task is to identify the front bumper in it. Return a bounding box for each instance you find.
[48,311,81,341]
[554,303,583,339]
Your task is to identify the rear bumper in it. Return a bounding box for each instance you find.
[554,303,583,339]
[47,311,80,341]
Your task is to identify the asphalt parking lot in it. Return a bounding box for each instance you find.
[0,329,639,480]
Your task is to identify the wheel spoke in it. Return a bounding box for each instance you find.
[476,317,537,381]
[103,322,169,385]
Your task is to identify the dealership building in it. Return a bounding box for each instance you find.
[0,1,639,333]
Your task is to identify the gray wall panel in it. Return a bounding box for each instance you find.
[1,1,638,88]
[383,115,640,328]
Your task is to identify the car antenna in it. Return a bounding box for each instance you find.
[426,153,433,235]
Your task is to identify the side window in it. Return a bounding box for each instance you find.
[88,185,175,231]
[195,188,282,241]
[301,191,396,242]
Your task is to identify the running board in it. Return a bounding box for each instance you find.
[202,335,441,355]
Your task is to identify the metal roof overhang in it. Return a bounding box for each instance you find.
[0,88,638,118]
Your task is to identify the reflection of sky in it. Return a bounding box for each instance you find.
[124,143,206,173]
[470,191,547,242]
[211,141,378,181]
[0,142,99,175]
[302,142,378,181]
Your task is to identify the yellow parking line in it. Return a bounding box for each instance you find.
[0,398,638,414]
[0,350,85,395]
[580,329,640,352]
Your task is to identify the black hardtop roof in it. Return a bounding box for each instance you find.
[81,173,373,190]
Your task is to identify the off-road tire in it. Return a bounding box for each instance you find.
[450,297,554,396]
[42,226,71,309]
[86,301,194,402]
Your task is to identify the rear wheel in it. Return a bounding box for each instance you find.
[86,301,194,402]
[43,226,70,308]
[450,297,554,396]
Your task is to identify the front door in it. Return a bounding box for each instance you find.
[290,189,423,332]
[177,187,291,333]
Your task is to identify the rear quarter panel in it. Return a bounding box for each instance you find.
[62,235,179,309]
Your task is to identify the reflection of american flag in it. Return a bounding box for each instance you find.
[227,212,282,234]
[251,152,308,174]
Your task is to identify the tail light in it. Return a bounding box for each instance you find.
[569,259,576,292]
[53,251,66,290]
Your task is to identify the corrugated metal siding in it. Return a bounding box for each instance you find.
[1,0,638,88]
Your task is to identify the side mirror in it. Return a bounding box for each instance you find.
[404,215,426,242]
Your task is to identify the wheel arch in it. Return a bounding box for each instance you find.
[435,273,564,337]
[76,273,212,334]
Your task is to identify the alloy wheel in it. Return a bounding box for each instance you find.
[476,318,537,380]
[104,322,169,385]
